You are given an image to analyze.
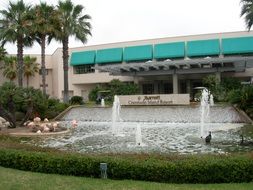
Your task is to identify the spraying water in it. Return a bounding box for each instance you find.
[136,124,143,146]
[101,98,105,107]
[200,88,214,138]
[111,95,121,135]
[210,94,214,106]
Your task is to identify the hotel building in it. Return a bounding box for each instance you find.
[1,31,253,101]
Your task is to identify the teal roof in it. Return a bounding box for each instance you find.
[222,36,253,54]
[187,39,220,57]
[123,45,153,62]
[154,42,185,59]
[70,51,96,65]
[96,48,123,64]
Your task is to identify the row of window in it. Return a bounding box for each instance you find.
[73,62,236,75]
[74,64,95,74]
[142,83,174,94]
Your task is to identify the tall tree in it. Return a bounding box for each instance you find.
[2,56,17,81]
[0,0,33,87]
[54,0,91,102]
[32,2,58,95]
[23,56,39,87]
[241,0,253,30]
[0,46,7,70]
[0,46,7,61]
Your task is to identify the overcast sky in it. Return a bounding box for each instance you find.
[1,0,247,55]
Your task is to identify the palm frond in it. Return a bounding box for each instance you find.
[240,0,253,30]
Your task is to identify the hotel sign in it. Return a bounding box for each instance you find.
[118,94,190,106]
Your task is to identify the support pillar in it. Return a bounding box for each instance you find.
[173,73,178,94]
[94,63,99,73]
[154,81,159,94]
[215,72,221,83]
[186,80,191,94]
[133,76,139,84]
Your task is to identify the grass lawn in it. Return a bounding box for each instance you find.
[0,166,253,190]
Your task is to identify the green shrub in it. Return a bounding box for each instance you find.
[0,149,252,183]
[222,78,242,92]
[88,86,103,102]
[106,79,140,102]
[48,98,61,108]
[43,98,69,119]
[18,87,49,117]
[88,80,140,102]
[43,110,58,119]
[203,75,219,92]
[15,112,25,121]
[70,96,84,105]
[228,85,253,116]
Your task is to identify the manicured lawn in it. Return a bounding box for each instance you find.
[0,166,253,190]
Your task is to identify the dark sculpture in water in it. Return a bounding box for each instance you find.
[240,134,253,146]
[205,131,212,143]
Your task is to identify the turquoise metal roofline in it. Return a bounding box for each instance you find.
[70,35,253,66]
[186,39,220,57]
[53,31,253,56]
[154,42,185,59]
[96,47,123,64]
[123,45,153,62]
[70,50,96,65]
[222,36,253,54]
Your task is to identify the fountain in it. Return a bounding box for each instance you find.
[111,95,121,135]
[210,94,214,106]
[199,88,213,138]
[101,98,105,107]
[36,94,252,154]
[136,124,143,146]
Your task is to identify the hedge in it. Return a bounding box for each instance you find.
[0,149,252,183]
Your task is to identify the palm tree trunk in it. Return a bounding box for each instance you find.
[41,35,46,95]
[17,37,24,87]
[27,75,29,87]
[62,37,69,103]
[0,103,16,128]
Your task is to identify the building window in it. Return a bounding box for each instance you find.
[142,83,154,94]
[74,64,95,74]
[40,84,48,87]
[39,69,49,75]
[163,83,173,94]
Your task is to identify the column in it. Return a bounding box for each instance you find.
[215,72,221,83]
[134,76,142,94]
[154,81,159,94]
[94,63,99,73]
[173,73,178,94]
[133,76,139,84]
[186,80,191,94]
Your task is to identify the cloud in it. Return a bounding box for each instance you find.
[3,0,245,54]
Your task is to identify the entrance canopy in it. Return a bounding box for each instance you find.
[94,56,253,76]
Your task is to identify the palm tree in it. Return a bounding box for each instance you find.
[32,2,59,95]
[0,46,7,61]
[0,46,7,71]
[240,0,253,30]
[54,0,91,102]
[2,56,17,81]
[0,0,34,87]
[23,56,39,87]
